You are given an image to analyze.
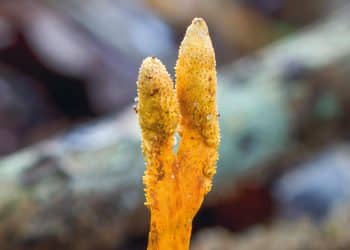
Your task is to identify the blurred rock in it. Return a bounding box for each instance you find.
[192,203,350,250]
[273,145,350,220]
[192,221,325,250]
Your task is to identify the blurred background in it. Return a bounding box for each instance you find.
[0,0,350,249]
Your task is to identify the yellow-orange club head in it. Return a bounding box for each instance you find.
[176,18,219,148]
[137,57,179,152]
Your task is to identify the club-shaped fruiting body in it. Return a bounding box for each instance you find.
[136,18,219,250]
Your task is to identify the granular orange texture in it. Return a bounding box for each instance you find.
[136,18,220,250]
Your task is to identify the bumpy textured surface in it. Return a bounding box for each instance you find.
[176,18,219,148]
[137,57,179,145]
[136,18,220,250]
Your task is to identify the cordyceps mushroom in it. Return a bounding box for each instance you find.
[136,18,220,250]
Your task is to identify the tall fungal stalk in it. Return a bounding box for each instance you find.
[136,18,220,250]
